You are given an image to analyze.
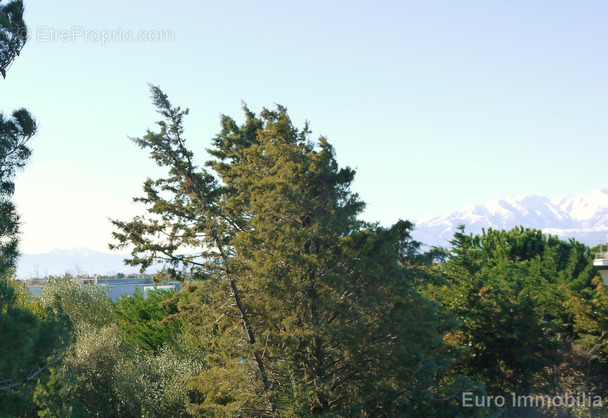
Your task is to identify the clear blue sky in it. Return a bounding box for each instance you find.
[3,0,608,253]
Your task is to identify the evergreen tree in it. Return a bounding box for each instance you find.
[0,0,28,79]
[0,0,35,275]
[426,226,603,414]
[112,86,454,415]
[0,5,52,414]
[114,288,181,353]
[0,108,36,275]
[0,276,69,416]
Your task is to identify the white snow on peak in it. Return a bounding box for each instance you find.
[51,247,97,257]
[413,190,608,247]
[552,189,608,222]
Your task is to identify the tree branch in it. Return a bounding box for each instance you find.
[0,352,63,392]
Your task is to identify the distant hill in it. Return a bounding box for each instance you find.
[18,190,608,278]
[16,247,157,279]
[412,189,608,248]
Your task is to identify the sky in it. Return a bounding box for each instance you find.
[2,0,608,254]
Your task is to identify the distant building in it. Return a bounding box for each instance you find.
[594,257,608,285]
[143,284,177,293]
[594,237,608,286]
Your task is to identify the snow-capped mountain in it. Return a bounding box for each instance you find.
[412,189,608,248]
[16,190,608,277]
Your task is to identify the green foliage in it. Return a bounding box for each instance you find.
[41,324,134,417]
[0,0,28,79]
[34,324,202,417]
[1,272,43,316]
[0,0,34,276]
[425,226,605,415]
[114,288,181,352]
[0,108,36,276]
[112,86,458,415]
[31,277,202,417]
[39,276,115,330]
[0,275,69,416]
[113,344,203,417]
[33,363,88,418]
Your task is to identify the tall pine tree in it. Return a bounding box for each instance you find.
[0,109,36,275]
[0,0,35,275]
[112,86,455,415]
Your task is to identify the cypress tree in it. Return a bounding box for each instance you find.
[112,86,452,415]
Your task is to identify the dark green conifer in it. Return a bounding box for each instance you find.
[112,86,453,415]
[0,0,28,79]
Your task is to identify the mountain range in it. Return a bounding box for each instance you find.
[16,248,149,279]
[412,189,608,247]
[16,190,608,278]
